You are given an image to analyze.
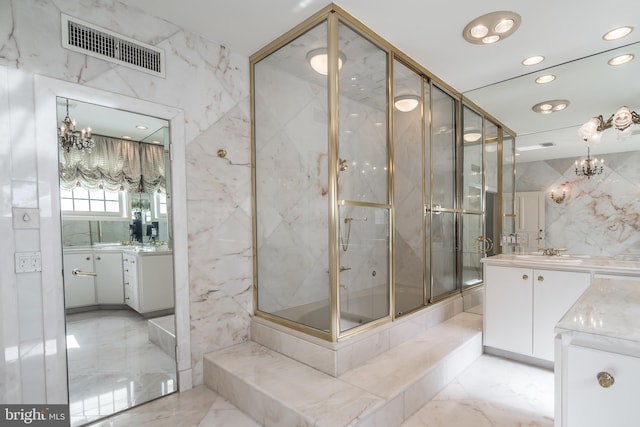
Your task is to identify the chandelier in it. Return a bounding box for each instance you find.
[575,145,603,179]
[578,106,640,143]
[58,99,95,153]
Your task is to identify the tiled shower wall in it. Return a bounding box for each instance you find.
[516,151,640,256]
[1,0,251,402]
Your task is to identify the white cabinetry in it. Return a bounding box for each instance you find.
[63,252,96,308]
[122,251,174,314]
[484,265,590,361]
[563,345,640,427]
[95,252,124,304]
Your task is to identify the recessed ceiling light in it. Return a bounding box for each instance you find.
[535,74,556,84]
[482,35,501,44]
[464,132,482,142]
[121,135,132,139]
[603,26,633,41]
[152,140,161,144]
[470,24,489,38]
[608,54,634,66]
[463,11,521,45]
[522,55,545,66]
[532,99,570,114]
[136,125,148,130]
[494,19,514,34]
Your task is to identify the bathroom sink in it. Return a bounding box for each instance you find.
[513,254,583,263]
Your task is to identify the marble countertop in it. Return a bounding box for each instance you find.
[481,254,640,275]
[556,278,640,343]
[64,245,172,254]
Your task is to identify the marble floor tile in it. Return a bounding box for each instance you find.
[401,354,554,427]
[93,354,554,426]
[67,309,178,426]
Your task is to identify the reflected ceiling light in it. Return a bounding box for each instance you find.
[464,132,482,142]
[463,11,521,45]
[136,125,148,130]
[121,135,132,139]
[608,54,634,66]
[535,74,556,84]
[522,55,545,66]
[306,48,346,75]
[579,106,640,142]
[532,99,570,114]
[394,95,420,112]
[603,26,633,41]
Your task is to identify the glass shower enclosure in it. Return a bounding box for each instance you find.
[252,12,391,340]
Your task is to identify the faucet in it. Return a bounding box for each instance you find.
[541,247,566,256]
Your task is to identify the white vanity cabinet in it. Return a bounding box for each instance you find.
[122,251,174,314]
[94,251,124,304]
[484,265,590,361]
[63,252,97,308]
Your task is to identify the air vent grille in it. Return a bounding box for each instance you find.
[62,14,165,77]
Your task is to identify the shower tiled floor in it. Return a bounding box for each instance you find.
[89,353,554,426]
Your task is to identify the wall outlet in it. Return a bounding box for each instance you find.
[15,252,42,273]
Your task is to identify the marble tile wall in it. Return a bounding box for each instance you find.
[0,0,251,402]
[516,151,640,256]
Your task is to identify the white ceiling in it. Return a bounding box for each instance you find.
[115,0,640,162]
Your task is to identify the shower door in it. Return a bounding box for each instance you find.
[336,21,390,333]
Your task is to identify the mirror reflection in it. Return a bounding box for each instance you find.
[57,98,177,426]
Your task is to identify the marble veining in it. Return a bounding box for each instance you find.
[556,278,640,342]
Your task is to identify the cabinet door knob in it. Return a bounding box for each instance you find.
[96,256,101,261]
[537,275,544,282]
[522,274,529,280]
[597,371,615,388]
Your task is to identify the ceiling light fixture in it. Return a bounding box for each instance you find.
[58,98,95,153]
[136,125,148,130]
[522,55,545,66]
[394,95,420,112]
[463,11,521,45]
[532,99,570,114]
[464,132,482,143]
[306,48,346,75]
[575,145,604,179]
[535,74,556,84]
[608,54,634,66]
[603,26,633,41]
[579,106,640,143]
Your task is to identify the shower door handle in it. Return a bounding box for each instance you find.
[72,268,97,277]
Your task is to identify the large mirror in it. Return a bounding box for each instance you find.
[464,42,640,257]
[57,98,177,425]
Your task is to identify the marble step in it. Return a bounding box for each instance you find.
[203,311,482,427]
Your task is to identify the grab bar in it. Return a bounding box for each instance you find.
[72,268,97,277]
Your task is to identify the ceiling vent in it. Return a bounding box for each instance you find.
[61,14,165,77]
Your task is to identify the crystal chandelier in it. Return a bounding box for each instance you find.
[575,145,603,179]
[58,99,95,153]
[578,106,640,143]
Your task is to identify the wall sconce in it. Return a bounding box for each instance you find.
[550,183,570,204]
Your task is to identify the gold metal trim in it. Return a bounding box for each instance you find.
[388,52,395,321]
[255,310,332,341]
[328,11,339,342]
[338,200,391,209]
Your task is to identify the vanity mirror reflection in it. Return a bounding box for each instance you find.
[57,98,177,425]
[463,41,640,257]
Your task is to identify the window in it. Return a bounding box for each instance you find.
[61,187,127,217]
[153,192,168,219]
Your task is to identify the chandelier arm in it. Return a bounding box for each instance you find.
[632,110,640,125]
[597,114,613,132]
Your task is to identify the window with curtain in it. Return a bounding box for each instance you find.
[59,135,166,194]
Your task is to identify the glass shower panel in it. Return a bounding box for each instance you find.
[338,22,388,204]
[430,86,457,299]
[431,212,457,297]
[338,205,389,332]
[484,121,499,257]
[462,213,483,287]
[254,23,330,330]
[393,60,424,316]
[502,131,516,254]
[462,107,483,212]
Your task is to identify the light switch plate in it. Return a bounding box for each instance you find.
[12,207,40,229]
